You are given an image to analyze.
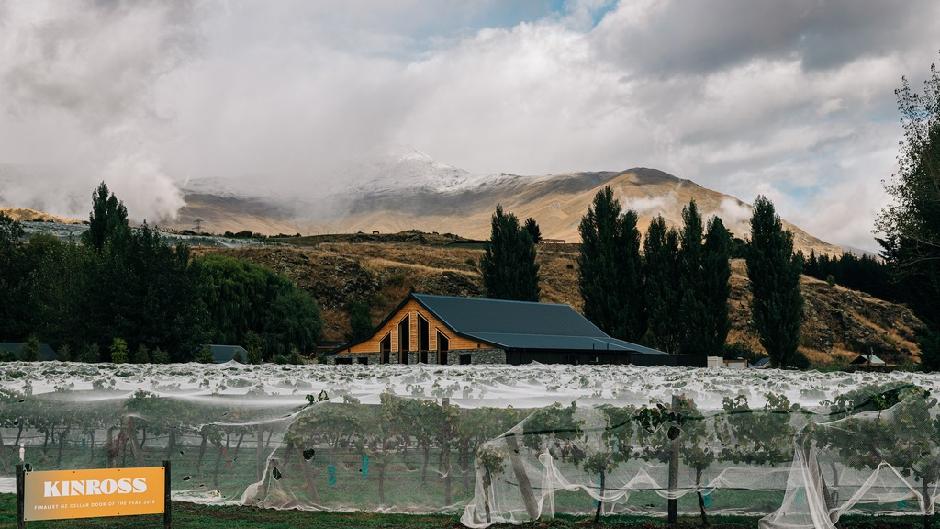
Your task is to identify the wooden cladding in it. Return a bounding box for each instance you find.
[342,299,485,355]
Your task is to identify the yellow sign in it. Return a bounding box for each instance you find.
[23,466,165,521]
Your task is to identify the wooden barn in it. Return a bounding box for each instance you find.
[332,293,695,366]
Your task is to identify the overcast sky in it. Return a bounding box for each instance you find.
[1,0,939,250]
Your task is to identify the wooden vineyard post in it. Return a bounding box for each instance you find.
[163,460,172,529]
[442,398,452,507]
[16,464,25,529]
[667,395,679,525]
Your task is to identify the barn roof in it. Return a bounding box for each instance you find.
[411,293,665,354]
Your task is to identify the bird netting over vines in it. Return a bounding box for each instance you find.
[0,361,937,529]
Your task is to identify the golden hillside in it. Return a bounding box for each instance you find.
[204,237,919,365]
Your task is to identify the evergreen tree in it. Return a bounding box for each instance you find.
[480,205,541,301]
[82,182,129,252]
[877,55,940,371]
[347,301,374,342]
[577,187,645,340]
[21,335,40,362]
[700,217,732,358]
[524,218,543,244]
[746,196,804,368]
[676,200,708,357]
[110,337,129,364]
[643,216,681,353]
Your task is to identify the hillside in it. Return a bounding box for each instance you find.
[0,207,81,224]
[172,168,843,256]
[201,236,921,365]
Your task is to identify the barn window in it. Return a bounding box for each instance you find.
[418,315,430,351]
[397,315,410,364]
[380,333,391,364]
[437,331,449,365]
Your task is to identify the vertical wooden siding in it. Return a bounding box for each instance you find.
[342,299,485,354]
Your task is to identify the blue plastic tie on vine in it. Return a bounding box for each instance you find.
[361,454,369,478]
[328,464,337,487]
[702,491,713,508]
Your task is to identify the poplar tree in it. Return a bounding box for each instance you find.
[700,217,732,357]
[643,216,681,353]
[82,182,130,251]
[746,196,804,368]
[676,200,709,357]
[480,205,541,301]
[577,187,645,340]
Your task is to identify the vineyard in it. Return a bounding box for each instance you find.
[0,362,938,529]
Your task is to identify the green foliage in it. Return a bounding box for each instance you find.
[480,205,541,301]
[56,344,71,362]
[804,251,896,300]
[79,343,100,363]
[642,216,681,353]
[109,337,129,364]
[877,55,940,372]
[82,182,129,252]
[676,200,709,356]
[577,187,645,340]
[347,301,373,342]
[289,347,304,365]
[523,217,542,244]
[700,217,732,357]
[195,345,214,364]
[746,196,804,368]
[132,344,151,364]
[151,347,170,364]
[21,335,40,362]
[244,331,263,364]
[192,254,321,357]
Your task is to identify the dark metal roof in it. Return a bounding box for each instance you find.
[205,344,248,363]
[411,293,665,355]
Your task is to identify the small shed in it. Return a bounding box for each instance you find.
[0,342,57,361]
[850,353,886,367]
[204,344,248,363]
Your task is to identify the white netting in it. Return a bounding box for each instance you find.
[0,361,937,529]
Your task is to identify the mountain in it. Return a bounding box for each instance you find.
[173,164,843,255]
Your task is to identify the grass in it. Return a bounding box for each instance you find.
[0,494,931,529]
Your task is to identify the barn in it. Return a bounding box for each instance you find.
[333,293,697,366]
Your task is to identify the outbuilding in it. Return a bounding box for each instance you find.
[333,293,701,366]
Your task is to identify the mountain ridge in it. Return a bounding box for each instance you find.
[172,166,842,256]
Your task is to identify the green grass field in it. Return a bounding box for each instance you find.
[0,494,931,529]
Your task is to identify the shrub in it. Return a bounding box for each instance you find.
[132,344,151,364]
[273,354,289,365]
[79,343,100,363]
[151,348,170,364]
[110,338,129,364]
[20,335,40,362]
[56,344,71,362]
[195,345,214,364]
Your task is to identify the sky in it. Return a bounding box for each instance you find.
[1,0,938,250]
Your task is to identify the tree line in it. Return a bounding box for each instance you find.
[479,191,805,368]
[0,183,321,363]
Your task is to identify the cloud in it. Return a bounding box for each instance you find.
[1,0,937,250]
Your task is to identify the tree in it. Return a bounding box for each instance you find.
[643,216,681,353]
[347,301,373,342]
[82,182,129,252]
[192,254,321,356]
[523,217,542,244]
[110,338,129,364]
[195,345,214,364]
[677,200,708,356]
[746,196,804,368]
[245,331,263,364]
[21,335,40,362]
[700,217,732,358]
[877,55,940,372]
[132,344,151,364]
[577,187,645,340]
[480,205,540,301]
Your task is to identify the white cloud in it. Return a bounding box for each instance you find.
[1,0,937,250]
